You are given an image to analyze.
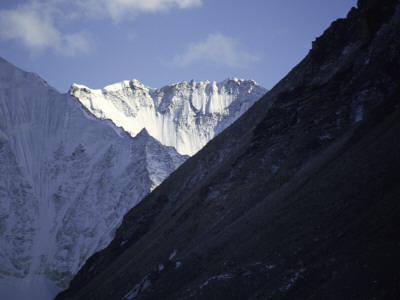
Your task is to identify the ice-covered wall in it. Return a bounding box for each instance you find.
[0,57,186,299]
[70,78,267,156]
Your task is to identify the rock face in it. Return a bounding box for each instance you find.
[0,57,187,299]
[69,78,267,156]
[56,1,400,299]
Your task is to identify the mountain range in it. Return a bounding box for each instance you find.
[56,0,400,299]
[0,58,265,300]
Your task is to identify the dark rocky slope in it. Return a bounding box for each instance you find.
[56,0,400,299]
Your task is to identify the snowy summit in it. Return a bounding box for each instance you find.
[70,78,267,156]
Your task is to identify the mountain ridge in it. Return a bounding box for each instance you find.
[70,77,267,155]
[56,0,400,299]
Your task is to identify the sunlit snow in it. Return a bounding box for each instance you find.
[70,78,267,156]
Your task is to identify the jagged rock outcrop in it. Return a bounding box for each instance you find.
[56,1,400,299]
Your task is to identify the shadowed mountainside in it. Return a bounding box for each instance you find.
[57,0,400,298]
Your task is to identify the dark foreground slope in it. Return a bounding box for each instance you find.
[57,1,400,299]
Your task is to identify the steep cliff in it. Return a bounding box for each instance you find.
[0,57,186,300]
[57,1,400,299]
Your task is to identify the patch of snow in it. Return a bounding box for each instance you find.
[124,275,150,300]
[265,264,275,270]
[341,44,353,55]
[200,280,209,289]
[318,134,332,141]
[242,271,252,276]
[279,268,305,292]
[355,105,363,122]
[210,209,231,228]
[215,274,234,279]
[169,250,177,260]
[199,274,235,289]
[142,280,151,291]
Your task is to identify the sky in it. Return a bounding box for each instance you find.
[0,0,357,93]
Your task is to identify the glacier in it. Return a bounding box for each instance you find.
[70,78,267,156]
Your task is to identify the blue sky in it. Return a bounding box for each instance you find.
[0,0,357,93]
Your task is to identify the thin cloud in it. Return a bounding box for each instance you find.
[78,0,202,22]
[0,0,202,56]
[0,2,90,56]
[62,32,92,57]
[173,33,260,68]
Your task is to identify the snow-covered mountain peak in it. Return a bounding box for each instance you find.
[0,57,187,299]
[104,79,151,93]
[71,79,153,96]
[70,78,267,155]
